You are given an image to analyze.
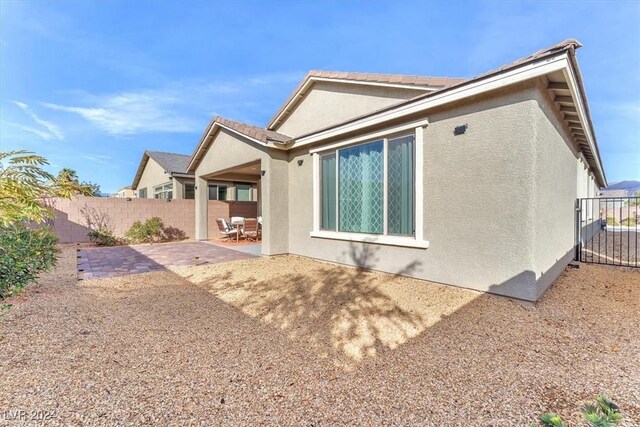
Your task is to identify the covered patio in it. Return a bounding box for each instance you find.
[197,160,264,245]
[188,117,291,256]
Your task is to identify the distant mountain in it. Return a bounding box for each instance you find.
[604,180,640,196]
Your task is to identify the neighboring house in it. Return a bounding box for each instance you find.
[113,186,136,198]
[132,150,258,201]
[187,39,606,302]
[132,151,194,199]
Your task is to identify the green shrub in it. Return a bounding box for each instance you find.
[620,216,637,226]
[124,217,165,244]
[606,217,617,226]
[0,225,59,297]
[534,395,622,427]
[88,228,120,246]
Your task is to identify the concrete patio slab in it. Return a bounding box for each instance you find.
[77,241,255,279]
[206,241,262,256]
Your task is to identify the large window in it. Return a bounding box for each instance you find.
[154,182,173,199]
[320,134,414,236]
[184,183,195,200]
[236,184,253,201]
[208,184,228,201]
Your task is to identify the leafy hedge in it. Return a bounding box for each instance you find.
[125,217,165,244]
[0,225,59,297]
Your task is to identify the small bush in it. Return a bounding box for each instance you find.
[534,395,622,427]
[0,225,59,297]
[88,228,120,246]
[606,217,617,226]
[125,217,165,244]
[161,226,187,242]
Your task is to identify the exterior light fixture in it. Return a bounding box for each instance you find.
[454,124,468,135]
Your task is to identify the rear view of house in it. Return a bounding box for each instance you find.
[187,39,605,301]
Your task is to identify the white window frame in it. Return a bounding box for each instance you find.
[153,182,173,199]
[310,121,428,249]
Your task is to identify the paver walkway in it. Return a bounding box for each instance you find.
[77,241,254,279]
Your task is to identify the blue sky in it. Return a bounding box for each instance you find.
[1,0,638,193]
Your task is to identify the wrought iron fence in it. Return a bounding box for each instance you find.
[576,197,639,267]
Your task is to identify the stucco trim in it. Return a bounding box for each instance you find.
[310,231,429,249]
[294,53,569,147]
[308,117,430,154]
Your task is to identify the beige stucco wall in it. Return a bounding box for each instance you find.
[134,158,170,197]
[283,80,599,301]
[275,81,425,138]
[528,82,584,298]
[194,128,289,255]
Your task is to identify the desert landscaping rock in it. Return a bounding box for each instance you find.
[1,245,639,426]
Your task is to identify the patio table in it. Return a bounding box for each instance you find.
[230,218,244,243]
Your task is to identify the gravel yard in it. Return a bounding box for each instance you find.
[580,230,640,266]
[1,245,639,426]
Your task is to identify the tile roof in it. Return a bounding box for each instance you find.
[132,150,193,189]
[267,71,466,130]
[305,70,466,88]
[146,151,192,174]
[213,116,291,143]
[185,116,292,173]
[466,39,582,80]
[294,39,586,141]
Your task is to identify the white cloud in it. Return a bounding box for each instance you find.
[43,90,201,136]
[40,71,304,136]
[82,154,117,168]
[3,121,55,140]
[12,100,64,140]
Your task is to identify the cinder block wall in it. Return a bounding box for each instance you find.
[47,196,257,243]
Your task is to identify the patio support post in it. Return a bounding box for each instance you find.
[195,176,208,240]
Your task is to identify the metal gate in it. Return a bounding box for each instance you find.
[576,197,639,267]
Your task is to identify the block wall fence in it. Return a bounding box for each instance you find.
[46,196,258,243]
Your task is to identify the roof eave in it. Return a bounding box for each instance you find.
[289,45,605,187]
[131,152,150,189]
[565,48,607,187]
[186,120,290,173]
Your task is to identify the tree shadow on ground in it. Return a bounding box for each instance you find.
[177,242,474,368]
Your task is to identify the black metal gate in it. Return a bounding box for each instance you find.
[576,197,639,267]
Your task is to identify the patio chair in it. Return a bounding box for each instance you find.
[242,218,260,242]
[216,218,238,242]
